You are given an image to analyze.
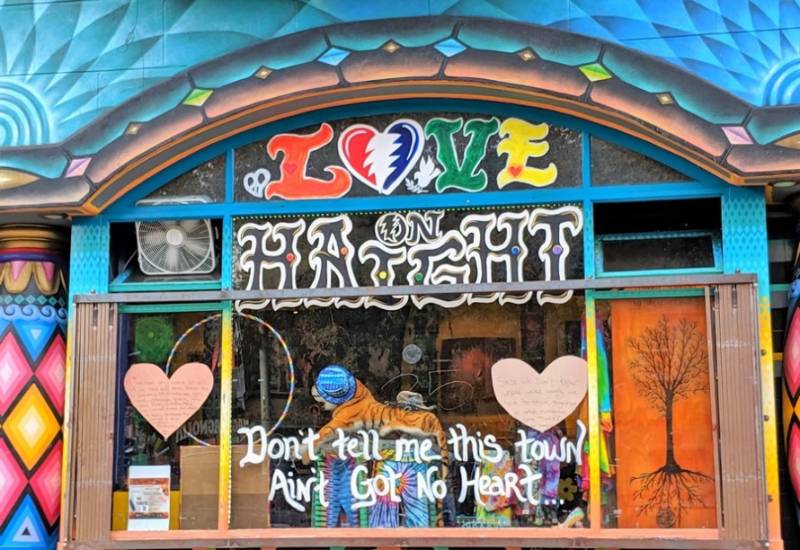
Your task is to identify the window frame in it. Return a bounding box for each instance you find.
[594,229,724,278]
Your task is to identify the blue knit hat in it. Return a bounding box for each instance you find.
[315,364,356,405]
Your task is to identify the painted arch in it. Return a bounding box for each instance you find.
[2,16,800,215]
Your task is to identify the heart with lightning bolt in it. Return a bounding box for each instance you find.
[338,119,425,195]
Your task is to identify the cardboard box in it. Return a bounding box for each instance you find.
[180,445,270,529]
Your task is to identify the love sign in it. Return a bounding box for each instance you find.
[491,356,588,432]
[123,362,214,439]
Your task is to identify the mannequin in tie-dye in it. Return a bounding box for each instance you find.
[312,454,365,527]
[367,444,432,528]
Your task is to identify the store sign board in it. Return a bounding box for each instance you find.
[234,114,582,201]
[235,205,583,310]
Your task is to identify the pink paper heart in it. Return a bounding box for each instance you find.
[123,362,214,439]
[491,355,588,432]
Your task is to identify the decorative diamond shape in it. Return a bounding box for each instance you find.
[775,132,800,149]
[789,423,800,509]
[4,385,60,470]
[434,38,466,57]
[65,157,91,178]
[382,40,400,53]
[182,88,213,107]
[0,439,26,526]
[0,333,33,415]
[579,62,613,82]
[789,328,800,396]
[30,440,61,526]
[0,495,49,546]
[722,125,753,145]
[517,48,536,61]
[254,66,272,79]
[125,122,142,135]
[318,47,350,66]
[35,334,65,415]
[14,316,57,363]
[656,92,675,105]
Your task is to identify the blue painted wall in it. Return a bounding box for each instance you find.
[1,0,800,147]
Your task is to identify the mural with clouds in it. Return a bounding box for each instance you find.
[1,0,800,147]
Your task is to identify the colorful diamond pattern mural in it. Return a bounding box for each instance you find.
[0,496,50,548]
[0,334,32,416]
[13,318,57,364]
[0,250,65,548]
[29,442,61,527]
[35,335,65,416]
[0,440,26,527]
[3,385,59,470]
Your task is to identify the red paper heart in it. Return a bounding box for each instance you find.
[491,355,587,431]
[123,362,214,439]
[283,162,298,175]
[508,165,522,177]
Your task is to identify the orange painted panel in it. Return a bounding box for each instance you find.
[610,298,717,528]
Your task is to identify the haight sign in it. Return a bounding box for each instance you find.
[234,205,583,311]
[234,114,582,201]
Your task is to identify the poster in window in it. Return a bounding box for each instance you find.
[128,465,171,531]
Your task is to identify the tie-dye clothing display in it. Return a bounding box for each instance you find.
[366,443,437,528]
[514,430,562,526]
[367,459,432,527]
[475,452,514,526]
[312,454,363,527]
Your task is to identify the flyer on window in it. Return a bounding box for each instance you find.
[127,465,171,531]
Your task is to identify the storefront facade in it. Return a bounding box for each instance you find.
[2,8,800,550]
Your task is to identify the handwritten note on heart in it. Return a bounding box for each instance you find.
[123,362,214,439]
[491,356,588,432]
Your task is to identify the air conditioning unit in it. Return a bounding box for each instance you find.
[135,196,216,276]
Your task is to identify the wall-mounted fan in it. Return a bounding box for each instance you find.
[135,196,216,276]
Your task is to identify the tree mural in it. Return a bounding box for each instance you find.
[627,316,712,527]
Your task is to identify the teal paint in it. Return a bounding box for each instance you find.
[595,230,723,278]
[0,1,797,149]
[593,289,707,300]
[119,302,224,315]
[68,217,110,298]
[722,186,771,302]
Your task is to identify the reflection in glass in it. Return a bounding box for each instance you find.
[232,299,588,528]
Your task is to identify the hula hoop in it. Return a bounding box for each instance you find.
[164,312,295,444]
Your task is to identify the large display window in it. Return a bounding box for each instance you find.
[230,299,588,529]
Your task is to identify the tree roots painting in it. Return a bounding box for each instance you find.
[627,315,712,527]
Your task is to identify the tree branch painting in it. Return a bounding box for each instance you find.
[626,315,712,527]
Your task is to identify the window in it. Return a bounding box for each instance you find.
[594,199,722,276]
[108,220,223,291]
[138,155,225,205]
[112,310,222,531]
[590,137,691,185]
